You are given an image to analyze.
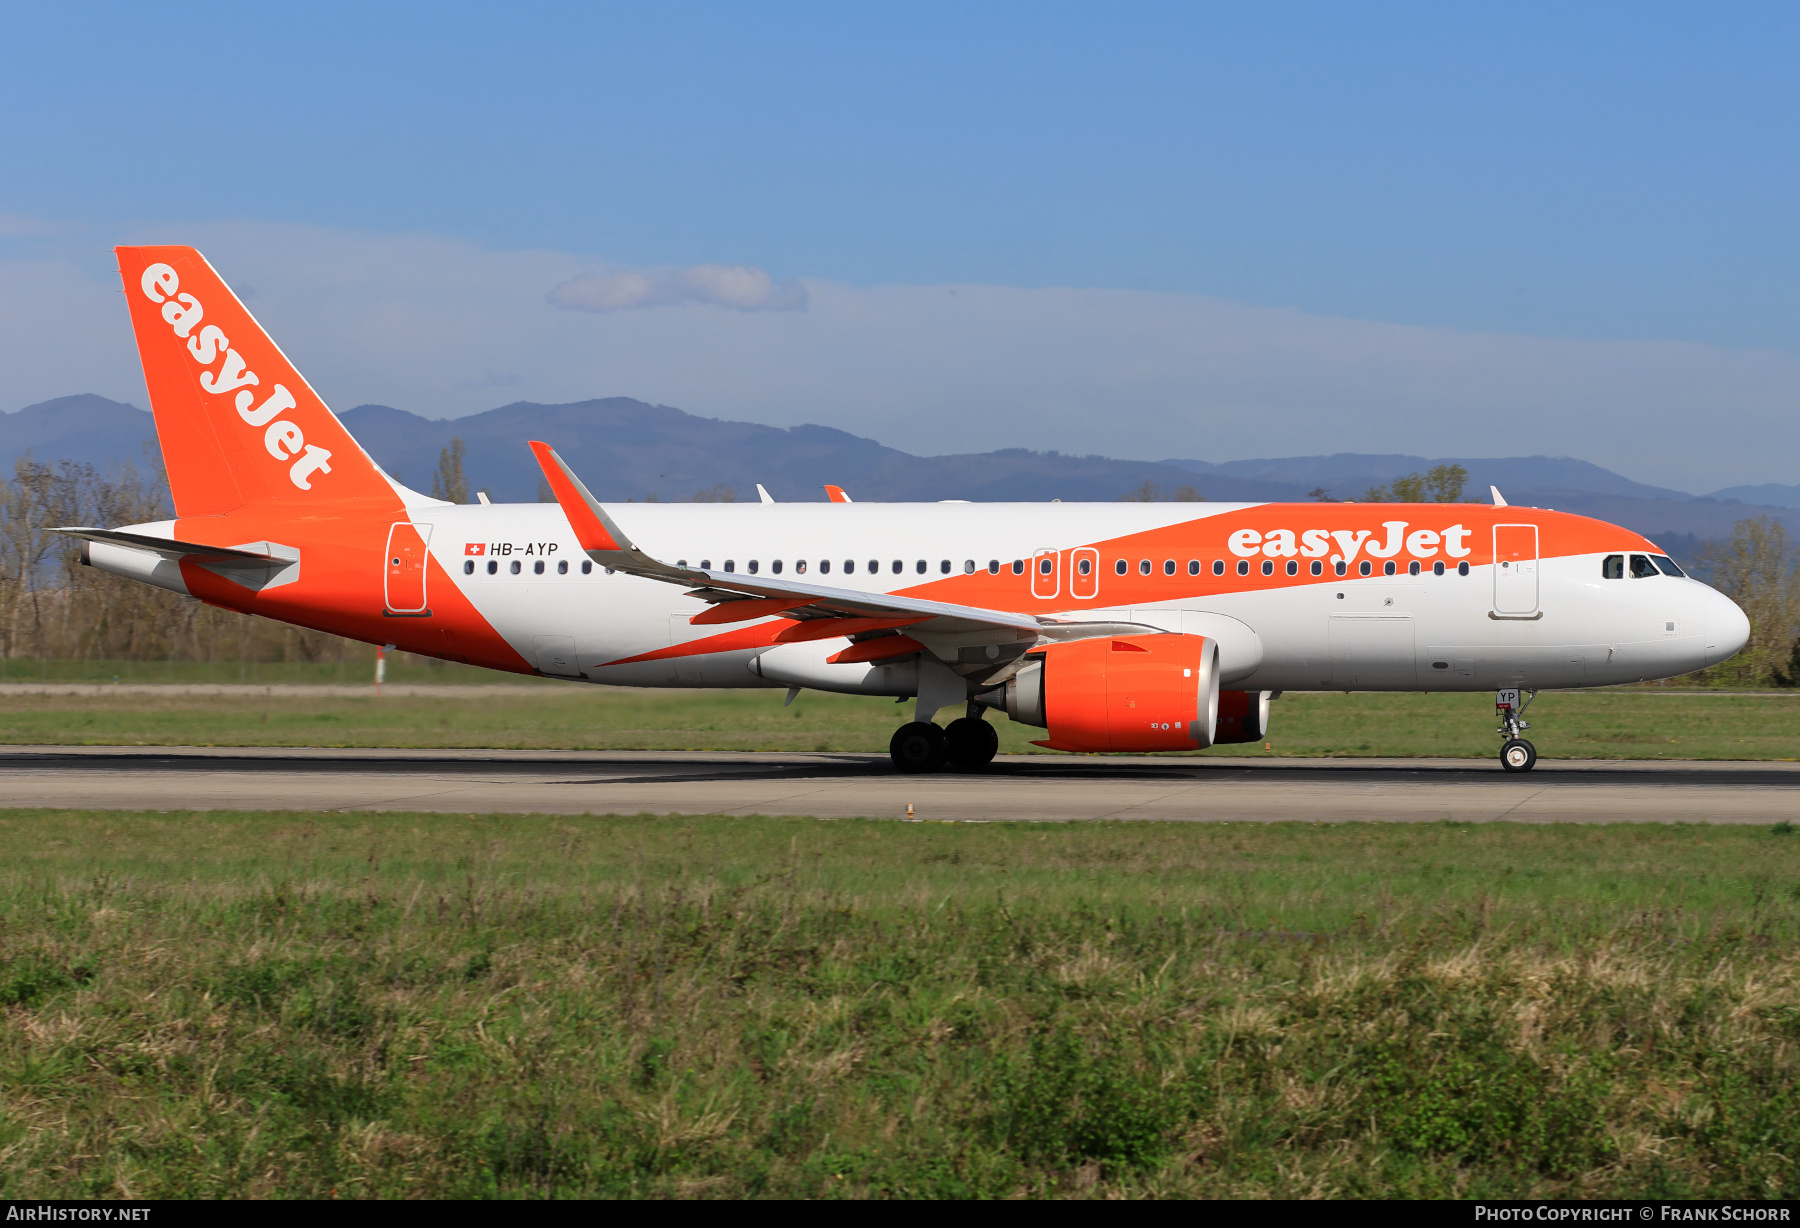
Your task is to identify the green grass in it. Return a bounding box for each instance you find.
[2,686,1799,759]
[1,811,1797,1198]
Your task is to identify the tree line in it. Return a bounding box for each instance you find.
[0,457,364,668]
[4,453,1797,686]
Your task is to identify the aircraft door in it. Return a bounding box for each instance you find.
[1493,524,1540,616]
[1031,549,1060,599]
[1070,547,1099,600]
[384,522,432,614]
[1328,615,1418,688]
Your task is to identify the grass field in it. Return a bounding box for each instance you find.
[0,810,1796,1199]
[2,683,1799,760]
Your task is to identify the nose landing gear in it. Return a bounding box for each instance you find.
[1496,688,1538,772]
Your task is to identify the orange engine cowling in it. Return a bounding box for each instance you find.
[1211,690,1274,744]
[999,633,1220,753]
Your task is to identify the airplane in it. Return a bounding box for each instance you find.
[59,246,1751,775]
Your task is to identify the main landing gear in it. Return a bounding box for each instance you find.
[890,706,999,774]
[1496,688,1538,772]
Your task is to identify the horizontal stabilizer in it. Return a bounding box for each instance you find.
[51,527,291,565]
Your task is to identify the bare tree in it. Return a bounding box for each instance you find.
[430,437,469,504]
[1702,516,1800,686]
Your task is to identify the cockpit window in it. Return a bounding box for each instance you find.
[1651,555,1685,578]
[1602,554,1623,579]
[1628,554,1659,578]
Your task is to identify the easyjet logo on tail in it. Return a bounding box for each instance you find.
[139,264,334,491]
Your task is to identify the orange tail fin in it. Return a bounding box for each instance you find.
[115,246,402,519]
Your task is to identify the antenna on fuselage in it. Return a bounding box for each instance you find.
[1489,485,1508,507]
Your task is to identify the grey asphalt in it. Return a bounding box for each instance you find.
[1,745,1795,823]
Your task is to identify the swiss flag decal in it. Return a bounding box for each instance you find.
[465,543,485,556]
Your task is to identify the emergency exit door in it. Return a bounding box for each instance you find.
[1492,524,1539,616]
[384,522,433,614]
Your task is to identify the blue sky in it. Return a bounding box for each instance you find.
[3,3,1799,488]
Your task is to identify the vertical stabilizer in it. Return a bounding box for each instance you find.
[115,246,400,519]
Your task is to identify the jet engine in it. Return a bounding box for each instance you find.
[1211,690,1274,744]
[994,632,1219,753]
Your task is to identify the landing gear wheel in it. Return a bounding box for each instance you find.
[1500,738,1537,773]
[944,717,999,770]
[890,722,947,774]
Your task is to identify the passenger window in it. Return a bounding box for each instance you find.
[1212,560,1224,576]
[582,560,592,574]
[1236,560,1249,576]
[1358,561,1371,576]
[1457,561,1469,576]
[1163,560,1175,576]
[463,560,474,575]
[1383,561,1395,576]
[988,560,1000,574]
[534,560,545,574]
[915,560,927,574]
[1407,561,1420,576]
[1311,560,1324,576]
[1334,561,1347,576]
[1286,560,1298,576]
[963,560,975,574]
[1603,554,1624,579]
[1629,554,1658,578]
[847,560,856,574]
[1261,560,1274,576]
[1188,560,1200,576]
[1432,561,1444,576]
[1139,559,1151,575]
[892,560,903,574]
[867,560,878,574]
[1115,559,1128,576]
[1038,558,1053,575]
[748,560,760,574]
[939,560,950,574]
[487,560,498,575]
[510,560,521,574]
[819,560,830,574]
[699,559,711,569]
[724,560,736,573]
[1652,555,1685,577]
[797,561,807,574]
[772,560,783,574]
[1077,558,1092,576]
[1012,560,1024,575]
[557,560,568,574]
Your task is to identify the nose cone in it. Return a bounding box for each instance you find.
[1704,588,1751,668]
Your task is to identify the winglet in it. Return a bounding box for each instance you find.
[1490,485,1508,508]
[824,484,853,503]
[528,441,627,552]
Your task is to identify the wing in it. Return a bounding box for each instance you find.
[529,442,1152,653]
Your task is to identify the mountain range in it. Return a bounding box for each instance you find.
[5,394,1796,562]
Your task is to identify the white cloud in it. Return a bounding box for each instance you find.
[4,220,1799,492]
[548,264,807,313]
